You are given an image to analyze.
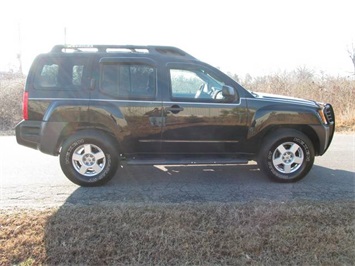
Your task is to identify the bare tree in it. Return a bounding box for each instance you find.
[17,23,23,75]
[348,44,355,75]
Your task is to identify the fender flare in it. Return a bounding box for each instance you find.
[247,104,321,140]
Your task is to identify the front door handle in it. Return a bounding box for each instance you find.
[165,105,184,114]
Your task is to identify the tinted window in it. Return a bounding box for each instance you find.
[170,68,225,101]
[170,69,204,98]
[34,57,87,90]
[100,63,156,100]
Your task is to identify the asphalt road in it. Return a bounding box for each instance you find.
[0,134,354,209]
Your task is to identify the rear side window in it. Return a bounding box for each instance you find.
[100,63,156,100]
[34,57,88,90]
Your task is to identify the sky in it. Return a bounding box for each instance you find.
[1,0,354,78]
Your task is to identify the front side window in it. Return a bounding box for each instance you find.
[170,68,225,101]
[100,63,156,100]
[34,57,87,90]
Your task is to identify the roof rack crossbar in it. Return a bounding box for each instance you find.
[50,45,195,59]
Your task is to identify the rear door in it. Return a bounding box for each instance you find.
[91,57,164,154]
[161,63,248,154]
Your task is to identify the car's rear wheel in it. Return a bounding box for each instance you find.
[257,129,315,182]
[60,130,118,186]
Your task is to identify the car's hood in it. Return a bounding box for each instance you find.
[251,91,318,107]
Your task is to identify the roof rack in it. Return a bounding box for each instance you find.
[50,45,195,59]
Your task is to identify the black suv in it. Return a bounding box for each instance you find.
[16,45,335,186]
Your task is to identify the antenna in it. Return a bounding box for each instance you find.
[64,27,67,46]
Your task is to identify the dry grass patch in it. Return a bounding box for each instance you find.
[0,73,24,131]
[0,210,51,265]
[1,201,354,265]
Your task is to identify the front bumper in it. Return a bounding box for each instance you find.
[314,104,335,155]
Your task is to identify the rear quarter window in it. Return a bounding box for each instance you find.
[100,63,156,100]
[33,57,88,90]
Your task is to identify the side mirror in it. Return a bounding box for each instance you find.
[222,85,236,101]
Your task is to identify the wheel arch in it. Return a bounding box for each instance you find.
[256,125,321,156]
[56,123,120,155]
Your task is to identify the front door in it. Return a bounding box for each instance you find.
[161,64,248,155]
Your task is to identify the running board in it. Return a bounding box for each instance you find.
[124,156,249,165]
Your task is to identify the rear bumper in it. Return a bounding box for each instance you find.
[15,120,41,150]
[16,120,67,156]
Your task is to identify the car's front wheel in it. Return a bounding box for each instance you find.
[59,130,118,186]
[258,129,315,182]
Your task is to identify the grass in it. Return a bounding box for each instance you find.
[1,201,354,265]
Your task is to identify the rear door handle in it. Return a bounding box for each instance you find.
[165,105,184,114]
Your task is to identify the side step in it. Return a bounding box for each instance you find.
[123,155,249,165]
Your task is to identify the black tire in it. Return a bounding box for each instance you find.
[257,129,315,183]
[59,130,119,186]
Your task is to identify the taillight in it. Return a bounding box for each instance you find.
[23,91,29,120]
